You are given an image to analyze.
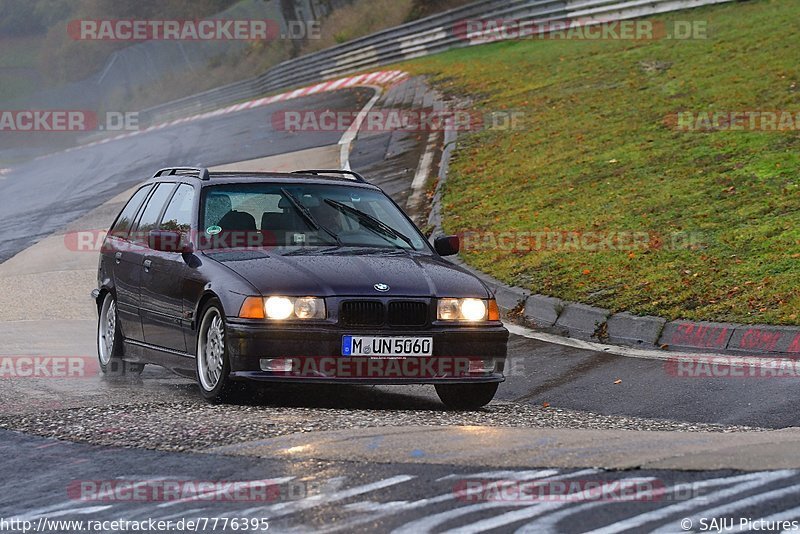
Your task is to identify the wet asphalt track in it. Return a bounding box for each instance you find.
[2,86,800,532]
[3,429,800,534]
[0,87,373,262]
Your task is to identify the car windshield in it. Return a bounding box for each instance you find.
[199,182,429,252]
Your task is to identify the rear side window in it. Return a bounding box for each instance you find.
[131,183,176,244]
[160,184,195,234]
[110,185,152,238]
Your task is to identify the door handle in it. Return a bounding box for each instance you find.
[114,252,122,264]
[143,259,152,272]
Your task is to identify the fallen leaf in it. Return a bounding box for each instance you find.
[613,379,622,384]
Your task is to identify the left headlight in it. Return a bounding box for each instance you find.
[437,298,500,322]
[240,296,326,320]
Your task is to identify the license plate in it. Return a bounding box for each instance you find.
[342,336,433,357]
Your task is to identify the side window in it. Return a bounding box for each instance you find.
[160,184,195,234]
[109,185,153,238]
[131,183,176,244]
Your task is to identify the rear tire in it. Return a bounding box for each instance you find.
[196,300,237,403]
[97,292,144,376]
[435,382,498,410]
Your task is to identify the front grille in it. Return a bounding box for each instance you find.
[339,300,430,328]
[340,301,385,326]
[388,301,428,327]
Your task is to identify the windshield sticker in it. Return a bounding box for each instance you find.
[206,225,222,235]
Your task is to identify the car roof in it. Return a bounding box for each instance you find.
[144,169,382,190]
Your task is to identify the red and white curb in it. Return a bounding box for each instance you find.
[51,70,409,158]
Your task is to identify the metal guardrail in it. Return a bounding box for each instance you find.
[138,0,734,125]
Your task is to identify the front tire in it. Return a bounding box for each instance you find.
[435,382,498,410]
[196,300,236,403]
[97,292,144,376]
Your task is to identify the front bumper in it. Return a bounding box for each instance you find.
[226,321,509,384]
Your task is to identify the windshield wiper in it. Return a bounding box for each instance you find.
[280,188,341,246]
[282,245,342,257]
[324,199,414,249]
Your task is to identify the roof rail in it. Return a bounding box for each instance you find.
[153,167,210,181]
[291,169,367,183]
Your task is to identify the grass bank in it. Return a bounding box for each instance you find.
[402,0,800,325]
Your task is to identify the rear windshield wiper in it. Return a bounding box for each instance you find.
[280,188,341,246]
[324,199,414,249]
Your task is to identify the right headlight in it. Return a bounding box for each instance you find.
[437,298,499,322]
[265,296,295,320]
[240,296,327,320]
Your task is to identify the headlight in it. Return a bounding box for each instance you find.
[265,297,295,320]
[438,298,461,321]
[461,298,487,321]
[437,298,499,322]
[255,296,326,320]
[294,297,322,319]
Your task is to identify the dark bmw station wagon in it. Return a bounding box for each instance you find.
[94,167,508,409]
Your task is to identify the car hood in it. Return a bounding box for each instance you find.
[203,249,490,298]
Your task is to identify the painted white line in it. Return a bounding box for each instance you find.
[651,483,800,534]
[505,322,797,367]
[441,477,662,534]
[324,470,596,534]
[582,471,797,534]
[514,471,794,534]
[406,131,439,212]
[436,470,561,482]
[266,475,414,518]
[390,469,600,534]
[338,85,383,170]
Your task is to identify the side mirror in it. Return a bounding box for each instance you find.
[149,230,193,254]
[434,235,460,257]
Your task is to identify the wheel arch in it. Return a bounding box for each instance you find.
[94,285,115,313]
[195,291,222,319]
